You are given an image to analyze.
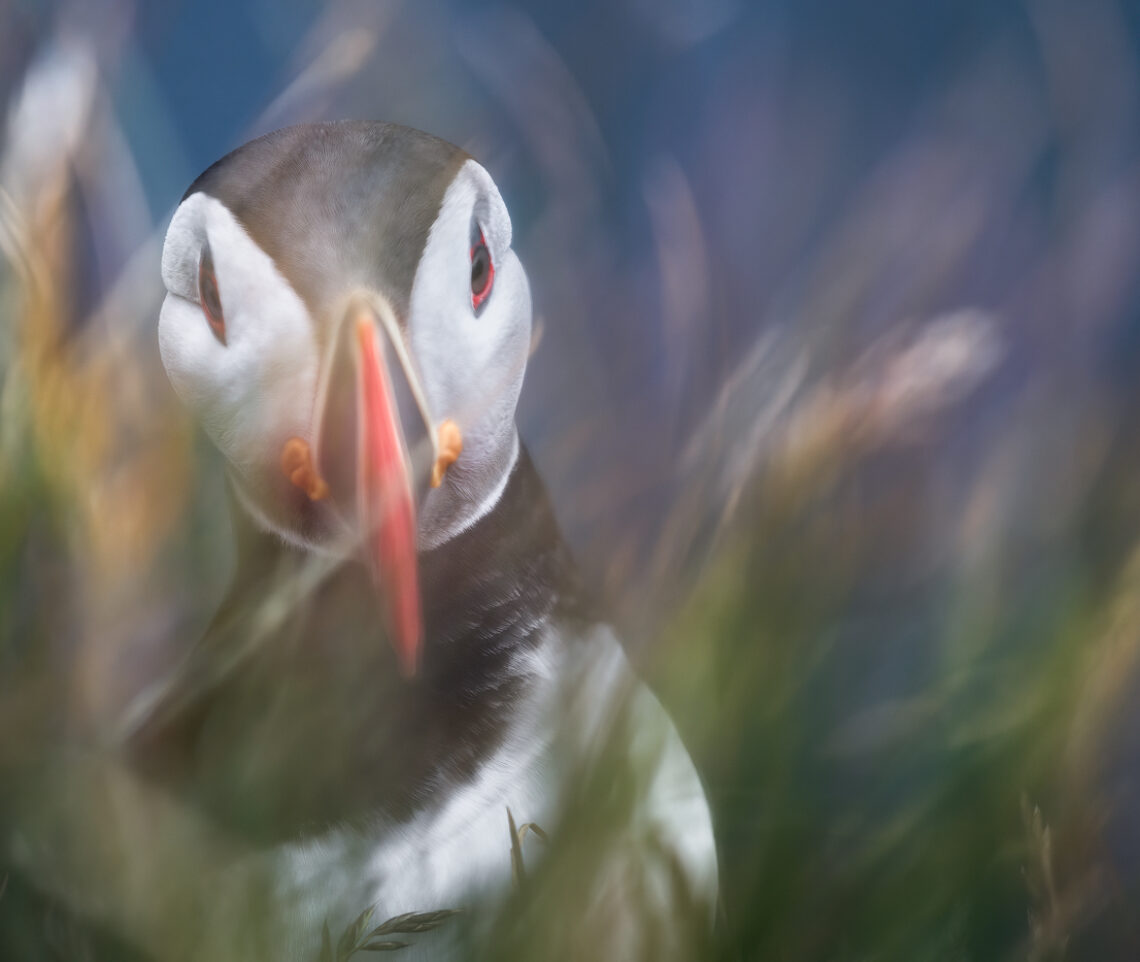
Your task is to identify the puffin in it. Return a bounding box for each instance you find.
[136,120,716,961]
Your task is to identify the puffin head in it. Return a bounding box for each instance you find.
[158,122,532,674]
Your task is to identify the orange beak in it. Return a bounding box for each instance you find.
[280,297,463,677]
[354,313,422,676]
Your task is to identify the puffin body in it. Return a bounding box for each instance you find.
[144,121,716,960]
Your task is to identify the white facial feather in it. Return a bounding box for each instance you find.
[159,193,320,530]
[410,159,531,548]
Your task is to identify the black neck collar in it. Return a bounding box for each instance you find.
[130,447,595,844]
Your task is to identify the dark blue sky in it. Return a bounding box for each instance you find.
[82,0,1066,224]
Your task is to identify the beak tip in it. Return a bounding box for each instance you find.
[400,650,420,678]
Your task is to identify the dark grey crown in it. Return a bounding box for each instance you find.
[185,121,468,327]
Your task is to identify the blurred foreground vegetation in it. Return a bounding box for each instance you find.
[653,432,1140,959]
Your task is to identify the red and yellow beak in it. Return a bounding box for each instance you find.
[279,297,461,677]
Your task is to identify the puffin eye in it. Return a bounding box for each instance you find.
[470,230,494,311]
[198,245,226,345]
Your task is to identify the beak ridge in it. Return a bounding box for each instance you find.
[355,311,422,676]
[278,294,465,678]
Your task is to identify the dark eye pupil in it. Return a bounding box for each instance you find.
[202,275,222,319]
[198,246,226,345]
[471,244,490,295]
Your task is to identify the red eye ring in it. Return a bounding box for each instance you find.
[470,230,494,311]
[199,245,226,345]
